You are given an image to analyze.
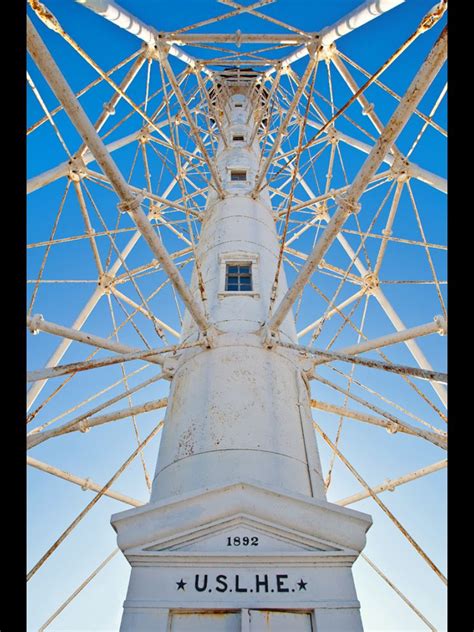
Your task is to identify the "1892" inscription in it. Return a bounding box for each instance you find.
[226,536,259,546]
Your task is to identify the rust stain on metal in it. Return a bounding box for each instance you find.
[29,0,61,33]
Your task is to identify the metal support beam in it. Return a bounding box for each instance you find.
[271,124,446,407]
[297,289,367,338]
[310,400,446,449]
[293,116,447,194]
[267,0,405,75]
[165,34,309,44]
[265,26,447,335]
[155,48,226,198]
[110,288,181,339]
[77,52,146,158]
[312,419,447,585]
[333,127,447,194]
[374,286,447,407]
[331,52,402,152]
[336,459,447,506]
[311,316,447,367]
[27,286,103,411]
[26,314,163,364]
[360,554,437,631]
[75,0,209,73]
[28,398,168,448]
[320,0,406,47]
[27,421,163,581]
[27,457,142,506]
[38,549,120,631]
[252,54,317,196]
[27,17,211,338]
[281,340,447,384]
[27,345,185,382]
[27,125,205,412]
[27,129,141,194]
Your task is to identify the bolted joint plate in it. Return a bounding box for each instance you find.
[162,356,179,380]
[152,38,170,62]
[97,273,115,293]
[336,194,360,216]
[390,156,411,183]
[28,313,44,336]
[117,193,143,214]
[434,314,447,335]
[67,155,87,182]
[261,326,279,349]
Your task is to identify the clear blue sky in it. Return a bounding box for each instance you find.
[27,1,447,630]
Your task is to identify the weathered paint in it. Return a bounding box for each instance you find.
[112,86,372,630]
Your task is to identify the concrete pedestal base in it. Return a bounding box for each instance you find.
[112,482,371,631]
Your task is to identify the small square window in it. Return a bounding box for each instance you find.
[233,135,245,142]
[235,103,243,108]
[225,264,253,292]
[230,169,247,182]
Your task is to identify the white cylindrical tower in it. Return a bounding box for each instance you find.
[150,90,326,504]
[112,74,372,632]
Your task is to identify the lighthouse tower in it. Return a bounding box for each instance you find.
[111,70,372,631]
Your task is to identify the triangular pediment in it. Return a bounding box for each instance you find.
[112,482,372,556]
[142,514,342,554]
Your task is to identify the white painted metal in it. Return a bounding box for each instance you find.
[27,130,140,194]
[26,286,103,411]
[152,93,319,499]
[26,314,160,359]
[310,317,447,367]
[336,460,447,506]
[320,0,406,46]
[26,123,204,411]
[27,457,142,507]
[75,0,212,75]
[266,26,447,334]
[27,397,168,448]
[309,400,446,449]
[266,0,405,75]
[27,16,210,336]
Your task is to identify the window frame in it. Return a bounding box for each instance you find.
[225,263,253,292]
[218,252,260,298]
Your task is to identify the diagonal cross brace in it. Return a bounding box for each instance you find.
[265,26,447,336]
[27,16,211,339]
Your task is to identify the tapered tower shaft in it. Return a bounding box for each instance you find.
[150,89,327,504]
[112,76,372,632]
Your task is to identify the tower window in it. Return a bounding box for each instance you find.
[218,251,259,297]
[235,103,243,108]
[225,264,252,291]
[233,135,245,142]
[230,169,247,181]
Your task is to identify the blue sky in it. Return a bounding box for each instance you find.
[27,1,447,630]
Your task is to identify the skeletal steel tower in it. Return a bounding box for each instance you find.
[27,1,447,630]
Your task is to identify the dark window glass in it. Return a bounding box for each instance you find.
[225,264,253,292]
[233,135,245,141]
[230,170,247,181]
[235,103,243,108]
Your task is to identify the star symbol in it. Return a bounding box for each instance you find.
[176,579,186,590]
[297,579,307,591]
